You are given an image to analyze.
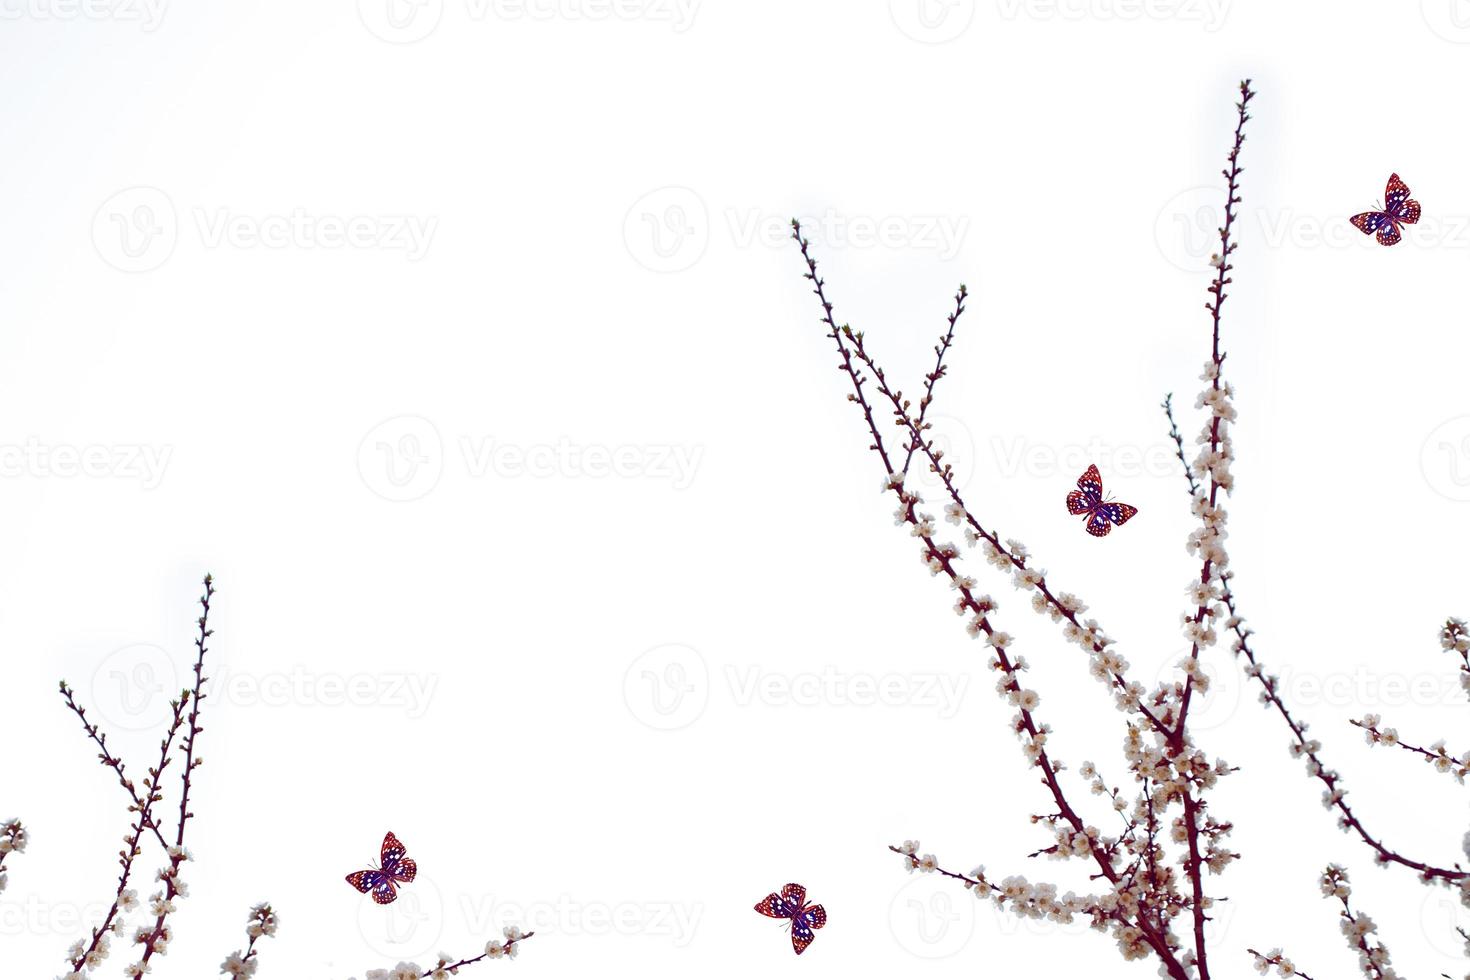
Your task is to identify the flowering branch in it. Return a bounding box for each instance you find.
[39,574,534,980]
[1208,563,1465,883]
[1165,350,1468,891]
[1247,946,1316,979]
[220,903,278,978]
[889,843,1159,950]
[421,929,534,978]
[1319,865,1398,980]
[1352,714,1470,783]
[786,80,1281,980]
[354,931,536,980]
[792,222,1201,978]
[1158,79,1255,980]
[842,318,1175,737]
[62,684,190,975]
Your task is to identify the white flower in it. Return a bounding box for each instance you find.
[1014,568,1044,590]
[220,952,257,978]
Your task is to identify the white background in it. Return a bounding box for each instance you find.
[4,1,1470,977]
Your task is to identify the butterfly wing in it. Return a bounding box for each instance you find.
[754,892,797,918]
[791,914,816,955]
[1350,211,1387,237]
[378,832,417,884]
[756,883,808,920]
[1068,465,1105,516]
[346,869,398,904]
[1387,173,1422,227]
[346,869,381,894]
[370,876,398,904]
[1376,221,1403,247]
[1076,464,1103,498]
[1087,501,1138,537]
[1385,174,1414,215]
[790,903,826,955]
[380,832,408,866]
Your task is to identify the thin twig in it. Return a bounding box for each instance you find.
[901,285,968,476]
[59,683,171,851]
[134,575,215,972]
[1161,394,1200,499]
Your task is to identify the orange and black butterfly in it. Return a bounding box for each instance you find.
[345,831,417,905]
[754,882,826,955]
[1066,465,1138,537]
[1350,173,1421,247]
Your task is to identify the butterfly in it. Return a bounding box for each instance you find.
[345,831,418,905]
[1350,173,1421,247]
[1066,464,1138,537]
[754,882,826,955]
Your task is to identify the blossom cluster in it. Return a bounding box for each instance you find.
[0,818,26,895]
[354,927,532,980]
